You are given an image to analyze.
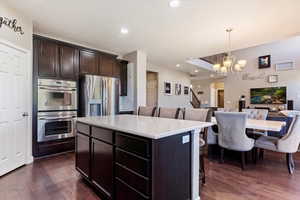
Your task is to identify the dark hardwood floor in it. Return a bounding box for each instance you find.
[1,151,300,200]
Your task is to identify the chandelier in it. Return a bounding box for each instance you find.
[213,28,247,74]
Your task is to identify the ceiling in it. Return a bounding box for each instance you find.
[4,0,300,78]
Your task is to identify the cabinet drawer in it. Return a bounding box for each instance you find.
[115,132,151,158]
[115,178,149,200]
[116,163,150,196]
[116,149,150,177]
[91,127,113,144]
[77,123,90,135]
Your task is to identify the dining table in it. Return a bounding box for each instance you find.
[211,117,286,132]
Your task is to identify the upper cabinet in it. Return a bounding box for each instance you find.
[79,50,98,75]
[33,35,128,92]
[60,45,79,80]
[99,54,114,77]
[38,39,59,78]
[119,61,128,96]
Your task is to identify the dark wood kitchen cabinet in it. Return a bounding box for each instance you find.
[79,50,99,75]
[91,138,114,198]
[76,122,192,200]
[35,37,78,80]
[59,45,79,80]
[76,132,90,178]
[37,39,59,78]
[99,54,115,77]
[119,61,128,96]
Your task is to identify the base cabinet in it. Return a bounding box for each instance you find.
[91,138,113,198]
[76,133,90,178]
[75,122,192,200]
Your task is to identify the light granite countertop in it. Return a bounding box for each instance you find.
[76,114,213,139]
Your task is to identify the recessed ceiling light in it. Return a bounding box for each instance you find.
[169,0,180,8]
[176,64,180,67]
[194,70,199,73]
[120,27,129,34]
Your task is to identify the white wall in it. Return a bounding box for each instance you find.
[0,3,33,163]
[147,64,192,108]
[225,36,300,110]
[123,50,147,112]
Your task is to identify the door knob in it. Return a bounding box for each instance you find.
[22,112,29,117]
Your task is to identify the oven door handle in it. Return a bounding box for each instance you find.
[39,86,76,92]
[38,116,76,120]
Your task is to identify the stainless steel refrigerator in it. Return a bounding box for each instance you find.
[79,75,119,117]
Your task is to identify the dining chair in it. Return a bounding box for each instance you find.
[255,115,300,174]
[184,108,211,140]
[138,106,157,117]
[243,109,269,137]
[215,111,255,170]
[217,108,238,112]
[158,107,180,119]
[242,109,269,120]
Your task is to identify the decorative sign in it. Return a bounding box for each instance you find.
[242,72,265,81]
[0,17,24,35]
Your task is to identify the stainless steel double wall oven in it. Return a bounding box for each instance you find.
[37,79,77,142]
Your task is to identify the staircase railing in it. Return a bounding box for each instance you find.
[190,89,201,108]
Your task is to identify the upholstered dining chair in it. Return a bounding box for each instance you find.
[138,106,157,117]
[215,111,255,170]
[243,109,269,137]
[242,109,269,120]
[255,115,300,174]
[158,107,180,119]
[184,108,211,140]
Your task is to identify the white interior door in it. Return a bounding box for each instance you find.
[0,41,29,176]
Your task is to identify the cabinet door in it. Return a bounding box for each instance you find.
[76,133,90,178]
[120,61,128,96]
[99,55,114,77]
[91,138,113,198]
[113,60,121,78]
[38,39,59,77]
[79,50,98,75]
[59,46,78,80]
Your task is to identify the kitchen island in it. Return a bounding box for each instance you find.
[75,115,213,200]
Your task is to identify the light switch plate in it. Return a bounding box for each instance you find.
[182,135,190,144]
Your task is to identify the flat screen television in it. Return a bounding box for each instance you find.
[250,87,287,104]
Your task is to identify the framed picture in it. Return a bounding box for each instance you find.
[268,75,278,83]
[175,83,182,95]
[184,86,189,95]
[164,82,172,95]
[258,55,271,69]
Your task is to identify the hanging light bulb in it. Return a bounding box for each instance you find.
[213,64,221,71]
[220,66,227,73]
[234,63,242,71]
[238,60,247,67]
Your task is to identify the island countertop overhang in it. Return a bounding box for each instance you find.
[75,114,213,139]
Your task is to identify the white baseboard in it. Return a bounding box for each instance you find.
[26,156,34,164]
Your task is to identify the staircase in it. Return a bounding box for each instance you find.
[190,89,201,108]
